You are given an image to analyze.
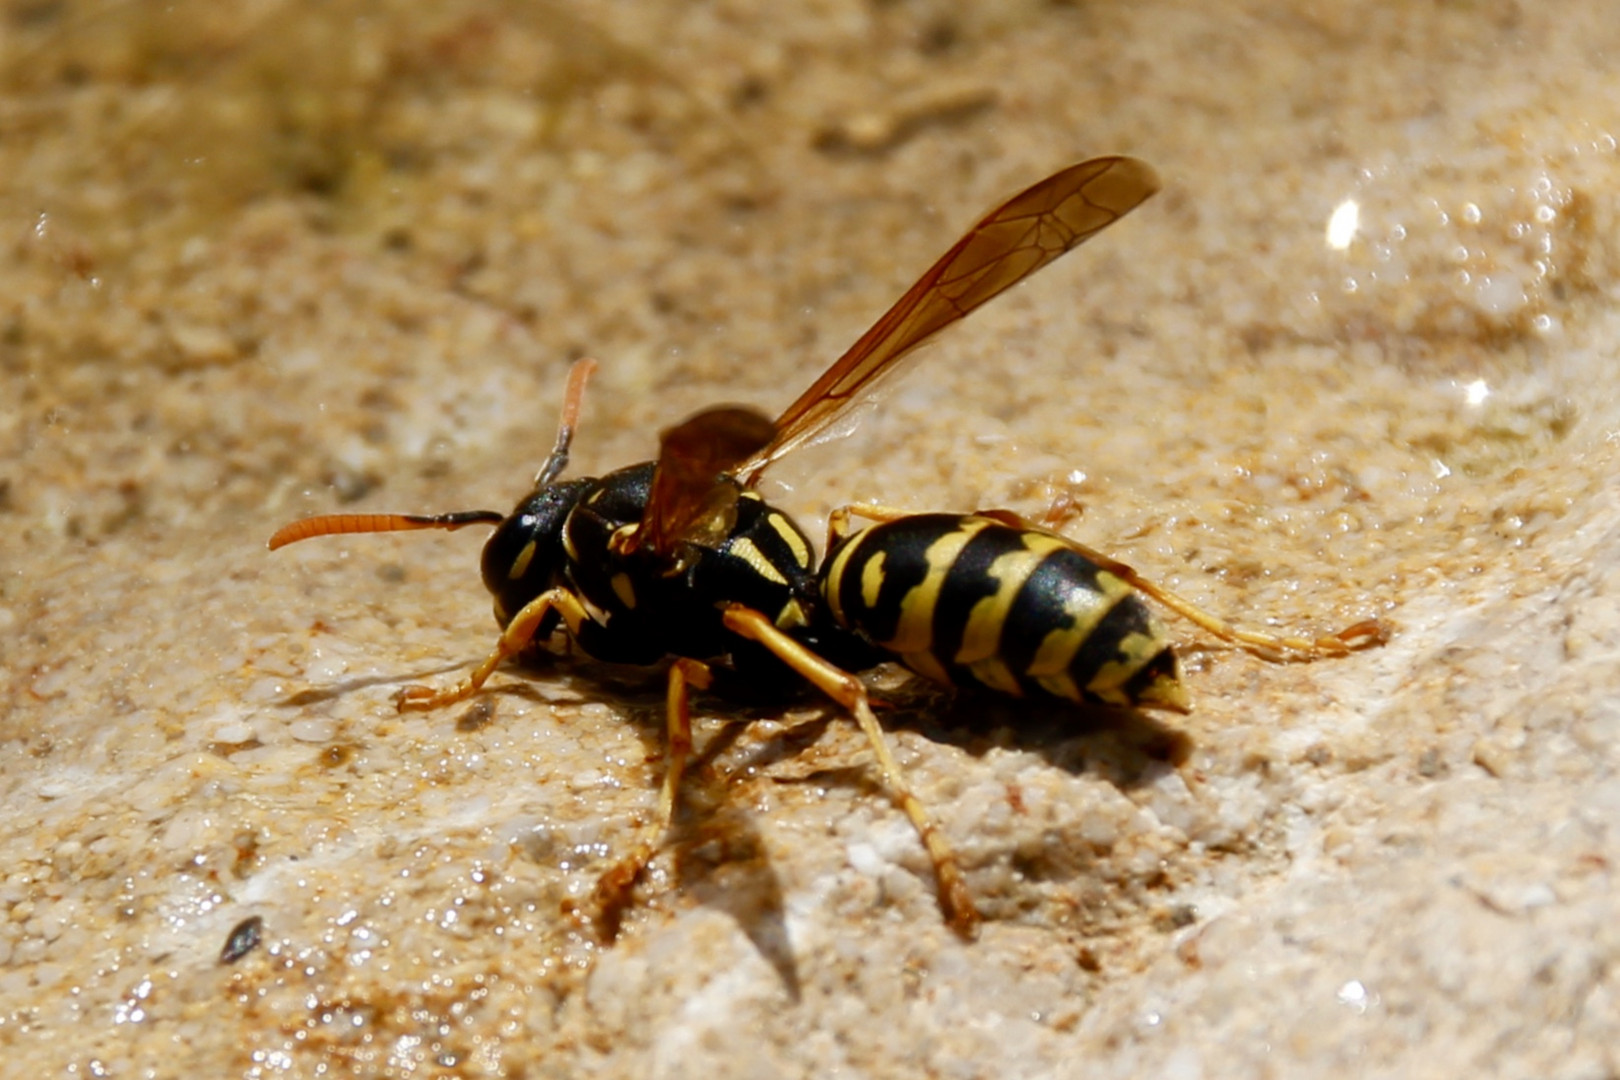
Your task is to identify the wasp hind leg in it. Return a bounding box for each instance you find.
[975,509,1388,662]
[395,587,590,710]
[825,502,921,548]
[1061,536,1385,662]
[721,603,979,939]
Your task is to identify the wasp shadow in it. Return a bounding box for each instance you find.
[274,650,604,710]
[580,667,1192,989]
[894,681,1193,787]
[779,670,1194,791]
[275,652,1185,991]
[668,789,801,1001]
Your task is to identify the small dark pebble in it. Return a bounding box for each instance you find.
[219,915,264,964]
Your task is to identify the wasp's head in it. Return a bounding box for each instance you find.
[479,476,596,627]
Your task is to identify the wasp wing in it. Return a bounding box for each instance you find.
[630,404,777,558]
[733,155,1159,486]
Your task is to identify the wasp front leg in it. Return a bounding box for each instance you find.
[395,587,593,710]
[721,603,980,939]
[593,657,712,939]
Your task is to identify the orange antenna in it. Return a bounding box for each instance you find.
[534,356,597,488]
[268,510,505,551]
[269,357,601,552]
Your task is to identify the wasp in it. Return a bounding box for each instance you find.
[270,157,1385,938]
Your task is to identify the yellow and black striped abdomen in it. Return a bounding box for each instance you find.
[823,514,1188,711]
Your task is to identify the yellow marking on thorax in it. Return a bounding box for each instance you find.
[776,598,809,630]
[729,537,789,586]
[887,518,991,654]
[508,539,537,580]
[766,512,812,569]
[610,572,637,609]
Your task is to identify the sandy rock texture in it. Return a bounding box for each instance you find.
[2,1,1618,1076]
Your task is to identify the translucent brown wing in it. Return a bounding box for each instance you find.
[733,155,1160,486]
[626,405,777,559]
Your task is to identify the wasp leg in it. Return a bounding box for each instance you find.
[395,587,592,710]
[974,509,1388,662]
[720,603,979,939]
[1034,493,1084,532]
[825,502,919,549]
[593,657,712,939]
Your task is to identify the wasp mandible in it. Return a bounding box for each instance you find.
[271,157,1385,938]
